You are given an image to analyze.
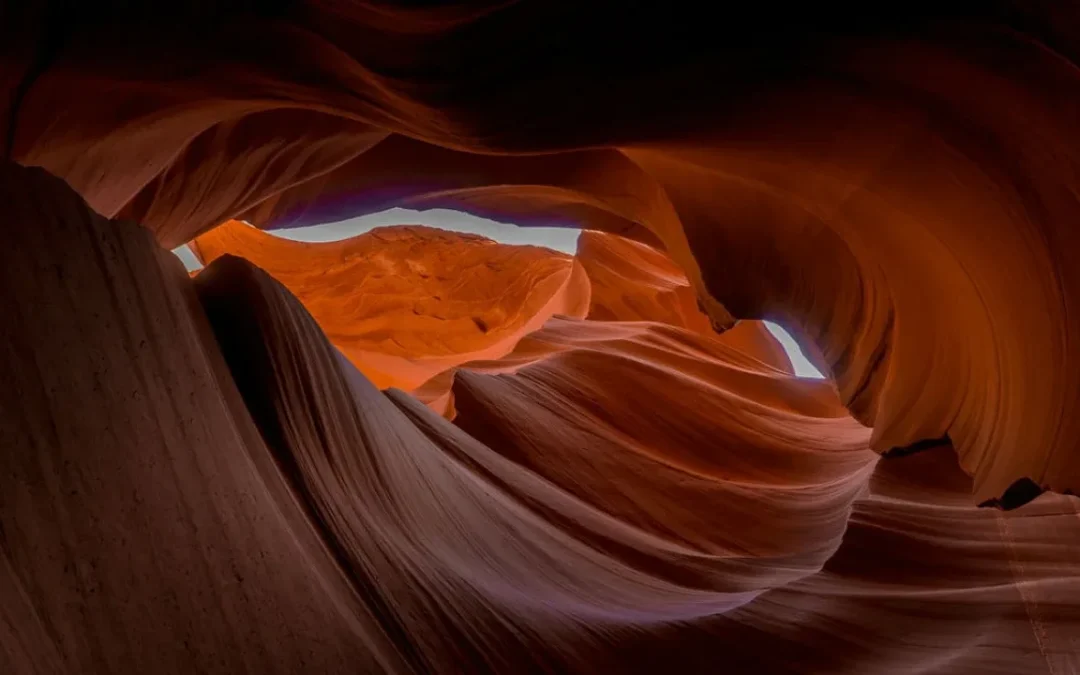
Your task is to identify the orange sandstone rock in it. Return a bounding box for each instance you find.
[192,219,589,390]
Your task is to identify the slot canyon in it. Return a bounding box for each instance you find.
[1,2,1079,673]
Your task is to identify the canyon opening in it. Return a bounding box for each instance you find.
[2,4,1079,674]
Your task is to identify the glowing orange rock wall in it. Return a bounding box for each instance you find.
[191,219,589,390]
[4,3,1080,672]
[576,229,713,332]
[1,160,1078,673]
[576,230,796,373]
[7,7,1078,501]
[394,230,799,417]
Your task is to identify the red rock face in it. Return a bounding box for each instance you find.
[3,5,1080,672]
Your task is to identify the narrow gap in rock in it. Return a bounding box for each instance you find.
[762,321,824,379]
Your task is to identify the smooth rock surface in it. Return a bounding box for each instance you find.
[4,5,1080,670]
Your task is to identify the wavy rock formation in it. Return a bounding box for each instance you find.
[2,159,1079,673]
[195,254,845,672]
[399,230,798,418]
[576,229,798,373]
[191,219,589,390]
[4,3,1080,671]
[0,160,407,674]
[576,229,713,332]
[9,5,1080,500]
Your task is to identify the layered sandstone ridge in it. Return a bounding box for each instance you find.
[5,5,1079,500]
[2,160,1078,673]
[0,160,408,674]
[191,219,590,390]
[4,4,1080,671]
[189,220,796,419]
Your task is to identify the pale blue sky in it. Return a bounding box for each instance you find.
[268,208,582,253]
[172,209,822,379]
[762,322,823,378]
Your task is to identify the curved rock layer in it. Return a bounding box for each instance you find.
[416,315,811,420]
[576,229,714,333]
[448,323,873,560]
[191,218,589,390]
[6,4,1080,500]
[2,161,1078,673]
[574,229,797,374]
[188,220,793,417]
[0,160,408,675]
[194,254,853,671]
[4,3,1080,672]
[196,253,1080,674]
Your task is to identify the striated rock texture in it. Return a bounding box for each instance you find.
[6,3,1080,500]
[575,229,798,373]
[0,160,408,674]
[3,157,1079,674]
[191,219,589,390]
[3,2,1080,671]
